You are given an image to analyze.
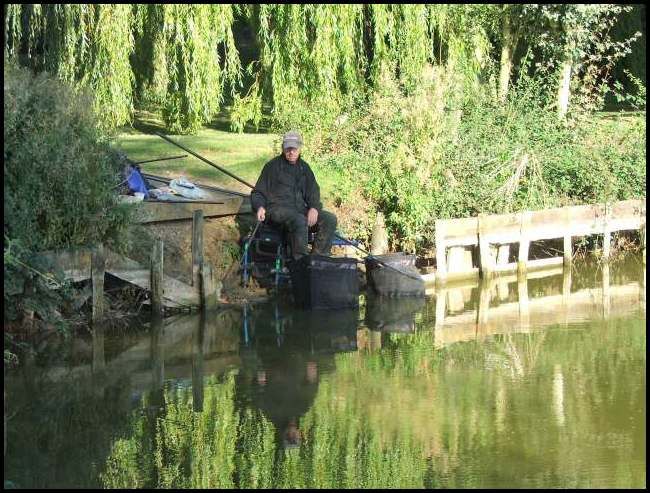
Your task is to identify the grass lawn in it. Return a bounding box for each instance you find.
[112,110,343,201]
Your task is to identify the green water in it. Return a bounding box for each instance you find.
[4,256,646,488]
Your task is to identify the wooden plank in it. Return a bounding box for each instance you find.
[40,247,92,282]
[109,268,199,308]
[438,217,478,241]
[134,196,247,223]
[436,199,645,248]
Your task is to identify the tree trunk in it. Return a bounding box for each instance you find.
[498,11,519,103]
[557,58,572,119]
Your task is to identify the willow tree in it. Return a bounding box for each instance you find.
[250,4,366,130]
[4,4,134,130]
[158,4,240,134]
[4,4,241,134]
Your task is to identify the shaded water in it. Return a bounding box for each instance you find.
[4,256,646,488]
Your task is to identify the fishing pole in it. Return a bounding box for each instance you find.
[133,154,188,165]
[146,199,225,205]
[141,172,249,197]
[154,132,258,191]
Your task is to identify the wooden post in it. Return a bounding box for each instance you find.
[517,211,531,280]
[435,221,447,285]
[371,211,389,255]
[151,239,164,317]
[602,202,611,261]
[192,210,204,288]
[91,244,106,323]
[478,214,494,280]
[201,261,218,311]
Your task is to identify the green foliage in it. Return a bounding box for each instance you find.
[4,4,134,130]
[4,4,644,132]
[306,61,645,252]
[160,4,241,134]
[611,70,646,110]
[4,60,132,333]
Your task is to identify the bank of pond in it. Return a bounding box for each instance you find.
[3,254,646,489]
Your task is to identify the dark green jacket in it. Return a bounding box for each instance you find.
[251,155,322,213]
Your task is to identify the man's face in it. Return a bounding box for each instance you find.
[283,147,300,164]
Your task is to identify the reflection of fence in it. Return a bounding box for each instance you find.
[434,199,646,284]
[434,262,645,349]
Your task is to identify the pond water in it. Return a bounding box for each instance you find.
[4,255,646,489]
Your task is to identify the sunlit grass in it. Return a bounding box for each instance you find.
[112,110,344,203]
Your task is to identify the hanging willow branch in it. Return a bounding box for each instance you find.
[4,3,502,133]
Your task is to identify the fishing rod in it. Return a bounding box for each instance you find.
[333,232,424,282]
[141,172,249,197]
[133,154,188,165]
[154,132,258,191]
[146,199,225,205]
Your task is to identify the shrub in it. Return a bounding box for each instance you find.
[4,60,133,340]
[304,65,645,253]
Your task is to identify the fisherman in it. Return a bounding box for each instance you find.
[251,131,337,259]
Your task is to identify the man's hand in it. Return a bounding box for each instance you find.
[257,206,266,222]
[307,208,318,227]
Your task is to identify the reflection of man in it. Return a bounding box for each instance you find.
[253,359,320,449]
[251,131,338,259]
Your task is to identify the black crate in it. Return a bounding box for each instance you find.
[365,253,425,297]
[289,255,359,310]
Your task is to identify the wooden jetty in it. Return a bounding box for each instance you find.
[135,173,250,223]
[430,199,646,285]
[40,210,219,317]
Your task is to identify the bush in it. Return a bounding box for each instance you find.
[303,65,645,253]
[4,60,133,340]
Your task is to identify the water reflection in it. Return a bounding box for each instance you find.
[3,256,646,489]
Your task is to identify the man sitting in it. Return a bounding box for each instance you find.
[251,131,337,259]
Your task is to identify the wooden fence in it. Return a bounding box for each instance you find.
[434,199,646,284]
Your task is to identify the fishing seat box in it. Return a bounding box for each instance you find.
[365,253,425,297]
[289,255,359,310]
